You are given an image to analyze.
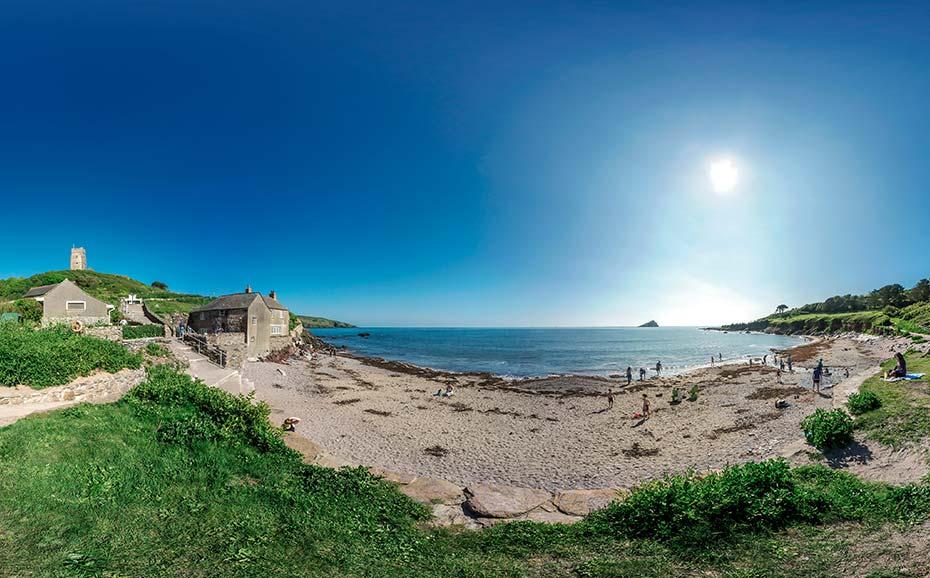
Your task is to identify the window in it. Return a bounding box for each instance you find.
[271,325,284,335]
[251,316,257,325]
[66,301,86,311]
[199,312,205,321]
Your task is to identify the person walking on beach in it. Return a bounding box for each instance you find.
[626,366,633,386]
[641,393,651,418]
[763,354,768,366]
[787,354,793,373]
[655,361,662,376]
[607,389,614,410]
[812,364,822,393]
[639,367,646,381]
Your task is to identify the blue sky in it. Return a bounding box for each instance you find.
[1,1,928,326]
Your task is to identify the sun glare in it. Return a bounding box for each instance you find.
[708,158,739,193]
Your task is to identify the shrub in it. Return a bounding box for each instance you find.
[129,365,287,453]
[0,325,142,388]
[847,391,882,415]
[801,409,854,450]
[123,324,164,340]
[151,280,168,290]
[144,343,170,357]
[586,460,813,544]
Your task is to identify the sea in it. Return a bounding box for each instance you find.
[312,327,805,378]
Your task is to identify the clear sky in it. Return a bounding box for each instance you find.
[1,1,928,326]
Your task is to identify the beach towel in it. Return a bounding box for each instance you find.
[883,373,925,382]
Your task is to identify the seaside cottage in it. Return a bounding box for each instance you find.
[23,279,112,327]
[187,286,290,359]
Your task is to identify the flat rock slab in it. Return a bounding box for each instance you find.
[465,483,551,518]
[369,467,417,485]
[400,477,464,505]
[553,488,626,516]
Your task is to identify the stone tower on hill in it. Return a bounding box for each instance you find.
[70,247,87,270]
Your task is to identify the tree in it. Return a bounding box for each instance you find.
[151,281,168,290]
[908,279,930,303]
[868,284,909,309]
[775,304,788,314]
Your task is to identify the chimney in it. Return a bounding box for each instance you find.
[269,290,277,300]
[245,285,252,294]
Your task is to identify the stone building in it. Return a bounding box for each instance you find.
[24,279,112,327]
[70,247,87,270]
[187,287,291,359]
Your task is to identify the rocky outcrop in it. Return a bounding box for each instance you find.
[638,320,659,328]
[465,483,551,518]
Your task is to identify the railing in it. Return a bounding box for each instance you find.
[183,331,228,367]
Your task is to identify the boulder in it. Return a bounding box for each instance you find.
[430,504,480,529]
[465,483,551,518]
[400,477,464,505]
[553,488,626,516]
[520,509,583,524]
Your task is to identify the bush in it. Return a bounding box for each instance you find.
[129,365,287,453]
[151,280,168,290]
[586,460,814,544]
[847,391,882,415]
[144,343,170,357]
[123,324,164,340]
[0,325,142,388]
[801,409,854,450]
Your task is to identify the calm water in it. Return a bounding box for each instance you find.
[312,327,804,378]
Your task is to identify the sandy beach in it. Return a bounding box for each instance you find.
[236,333,927,492]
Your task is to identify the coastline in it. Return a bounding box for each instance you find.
[234,331,927,497]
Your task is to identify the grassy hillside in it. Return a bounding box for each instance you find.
[1,364,930,575]
[0,270,354,325]
[722,301,930,337]
[0,270,212,316]
[298,315,356,328]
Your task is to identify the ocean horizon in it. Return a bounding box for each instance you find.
[313,326,805,378]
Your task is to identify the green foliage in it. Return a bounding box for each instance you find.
[688,384,699,402]
[151,280,168,290]
[801,409,853,450]
[144,342,170,357]
[129,365,288,453]
[587,460,812,545]
[847,391,882,415]
[0,298,41,323]
[0,325,141,388]
[122,324,164,340]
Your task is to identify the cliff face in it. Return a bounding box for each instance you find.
[638,320,659,328]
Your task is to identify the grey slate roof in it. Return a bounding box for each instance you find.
[23,283,60,298]
[192,292,288,313]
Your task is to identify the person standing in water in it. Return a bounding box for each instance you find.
[639,367,646,381]
[655,361,662,376]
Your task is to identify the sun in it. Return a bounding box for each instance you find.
[708,158,739,193]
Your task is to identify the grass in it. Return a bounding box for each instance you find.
[0,325,141,389]
[1,366,930,576]
[853,352,930,448]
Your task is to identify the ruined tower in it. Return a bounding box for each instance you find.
[70,247,87,270]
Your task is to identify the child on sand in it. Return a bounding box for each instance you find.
[607,389,614,409]
[642,393,651,417]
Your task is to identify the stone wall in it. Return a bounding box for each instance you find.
[85,326,123,341]
[269,335,293,353]
[207,332,247,368]
[0,368,145,407]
